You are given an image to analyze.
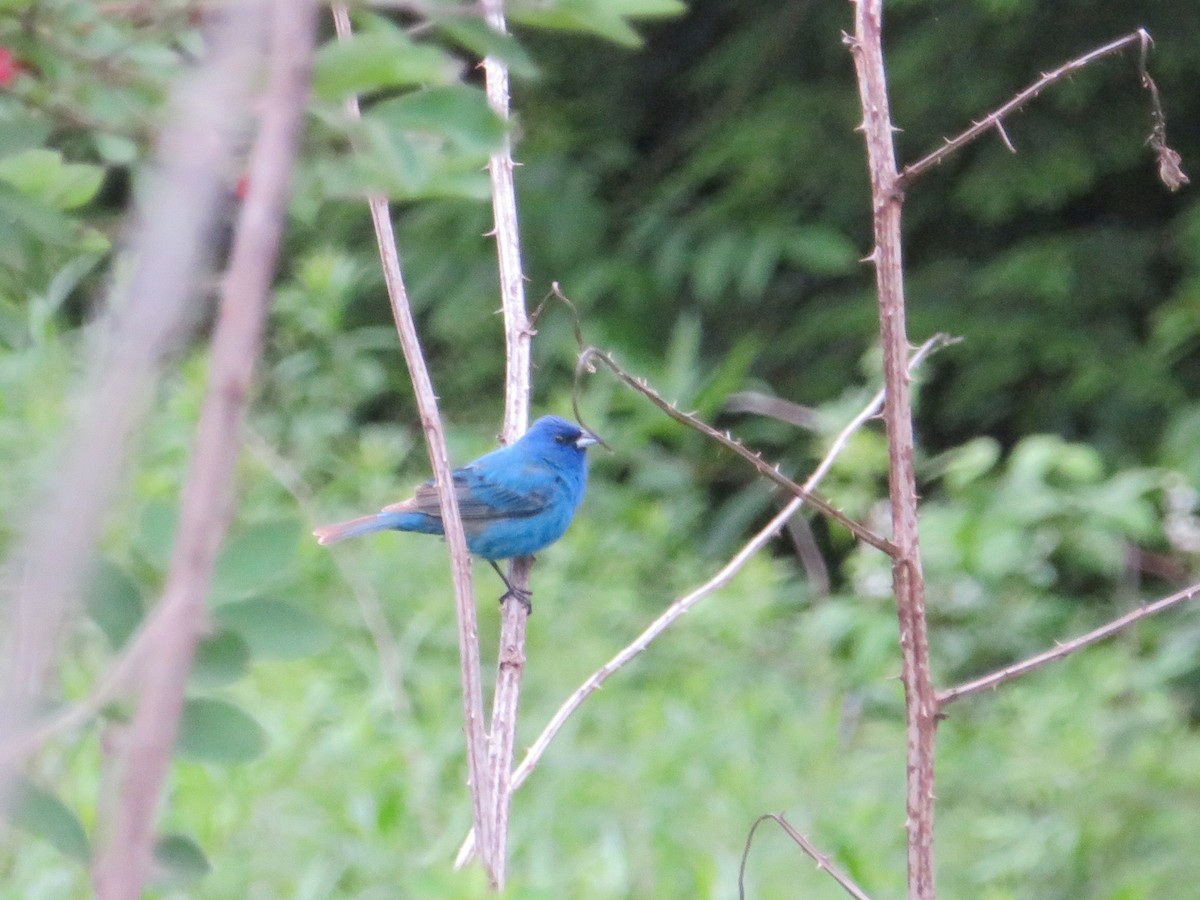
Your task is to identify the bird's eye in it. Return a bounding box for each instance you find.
[555,434,568,444]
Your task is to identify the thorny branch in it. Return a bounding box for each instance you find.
[480,0,533,888]
[849,1,938,896]
[938,580,1200,708]
[575,348,902,556]
[901,29,1188,191]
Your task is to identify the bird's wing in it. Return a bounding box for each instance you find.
[385,464,551,522]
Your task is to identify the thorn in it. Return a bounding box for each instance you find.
[994,119,1017,154]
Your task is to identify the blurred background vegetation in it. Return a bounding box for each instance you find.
[2,0,1200,896]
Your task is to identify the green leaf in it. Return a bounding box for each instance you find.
[211,520,302,598]
[510,5,641,47]
[135,500,179,571]
[6,777,90,863]
[213,598,332,660]
[369,85,507,155]
[93,133,139,165]
[0,181,77,247]
[602,0,687,14]
[943,437,1001,490]
[312,31,461,102]
[781,226,859,275]
[177,697,267,764]
[510,0,682,46]
[0,110,51,158]
[153,833,211,886]
[435,19,538,78]
[0,148,104,210]
[87,559,145,649]
[42,253,105,317]
[191,629,251,688]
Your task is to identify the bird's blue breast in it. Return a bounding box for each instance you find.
[461,488,578,560]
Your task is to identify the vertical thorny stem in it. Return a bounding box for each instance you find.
[481,0,531,887]
[848,1,937,897]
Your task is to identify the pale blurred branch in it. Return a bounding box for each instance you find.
[0,0,255,740]
[93,1,317,895]
[724,391,819,431]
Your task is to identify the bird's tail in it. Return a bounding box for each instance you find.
[312,513,396,545]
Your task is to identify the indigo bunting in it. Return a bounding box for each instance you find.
[313,416,599,609]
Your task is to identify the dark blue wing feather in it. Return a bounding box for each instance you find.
[407,463,550,521]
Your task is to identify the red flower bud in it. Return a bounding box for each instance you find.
[0,48,24,87]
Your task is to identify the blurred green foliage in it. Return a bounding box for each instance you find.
[1,0,1200,897]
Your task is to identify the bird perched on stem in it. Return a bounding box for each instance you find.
[313,416,600,611]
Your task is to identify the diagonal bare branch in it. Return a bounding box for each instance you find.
[938,580,1200,709]
[575,346,911,556]
[901,29,1186,189]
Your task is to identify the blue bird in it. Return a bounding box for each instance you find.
[313,416,600,610]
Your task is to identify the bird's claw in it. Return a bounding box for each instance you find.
[500,586,533,616]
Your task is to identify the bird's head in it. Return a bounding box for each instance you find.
[523,415,601,465]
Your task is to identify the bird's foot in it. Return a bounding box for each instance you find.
[499,586,533,616]
[489,559,533,615]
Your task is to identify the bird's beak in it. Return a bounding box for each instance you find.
[575,427,604,450]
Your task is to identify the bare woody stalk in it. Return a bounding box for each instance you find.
[847,2,937,898]
[329,4,496,878]
[455,335,951,866]
[91,2,317,896]
[480,0,532,886]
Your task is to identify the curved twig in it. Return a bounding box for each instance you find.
[738,813,872,900]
